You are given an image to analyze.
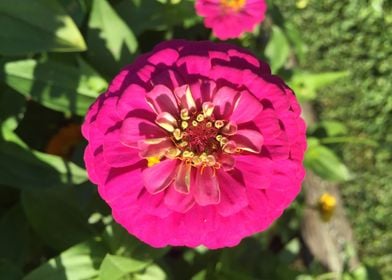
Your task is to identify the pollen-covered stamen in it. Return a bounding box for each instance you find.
[220,0,246,11]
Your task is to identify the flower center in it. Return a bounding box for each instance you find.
[167,103,229,169]
[220,0,246,11]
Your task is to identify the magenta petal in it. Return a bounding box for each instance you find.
[174,84,196,111]
[235,155,273,189]
[174,161,192,194]
[230,90,263,123]
[212,86,240,119]
[138,138,174,158]
[142,159,177,194]
[146,84,179,116]
[103,128,141,167]
[194,167,220,206]
[231,129,263,153]
[216,171,248,216]
[121,117,166,148]
[164,185,195,213]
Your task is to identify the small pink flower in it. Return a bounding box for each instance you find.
[82,40,306,249]
[195,0,267,40]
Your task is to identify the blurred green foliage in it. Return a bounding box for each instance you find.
[0,0,389,279]
[276,0,392,278]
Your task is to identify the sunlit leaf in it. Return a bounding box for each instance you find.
[87,0,138,76]
[2,59,107,115]
[99,254,149,280]
[0,129,87,190]
[265,26,290,73]
[0,0,86,55]
[23,239,106,280]
[289,71,349,101]
[305,138,351,181]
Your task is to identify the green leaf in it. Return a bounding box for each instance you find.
[319,121,348,137]
[0,260,23,280]
[289,71,349,101]
[265,26,290,73]
[0,88,26,131]
[305,138,351,181]
[87,0,138,76]
[134,264,166,280]
[0,205,30,267]
[2,58,107,115]
[0,130,86,190]
[103,222,169,262]
[115,0,198,36]
[23,239,106,280]
[0,0,86,55]
[21,187,94,250]
[99,254,149,280]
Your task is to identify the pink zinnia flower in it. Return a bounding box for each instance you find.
[82,40,306,249]
[195,0,267,40]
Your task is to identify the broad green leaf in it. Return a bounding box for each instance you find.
[2,59,107,115]
[103,222,169,261]
[115,0,197,35]
[0,205,30,267]
[0,260,23,280]
[305,138,351,181]
[23,239,106,280]
[0,0,86,55]
[21,187,94,250]
[265,26,290,73]
[318,121,348,137]
[134,264,167,280]
[0,129,86,190]
[0,88,26,131]
[99,254,149,280]
[289,71,349,101]
[87,0,138,76]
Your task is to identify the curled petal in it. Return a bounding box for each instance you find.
[230,90,263,124]
[121,117,166,148]
[212,86,240,119]
[143,159,177,194]
[231,129,264,153]
[164,185,195,213]
[174,161,192,194]
[138,138,174,158]
[155,112,178,132]
[194,167,220,206]
[174,85,196,111]
[146,84,179,116]
[216,171,248,216]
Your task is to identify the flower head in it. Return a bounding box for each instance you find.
[195,0,267,40]
[82,40,306,248]
[318,192,337,221]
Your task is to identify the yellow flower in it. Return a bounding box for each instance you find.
[318,192,337,221]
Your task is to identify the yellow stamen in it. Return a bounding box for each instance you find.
[183,151,194,158]
[214,120,224,129]
[216,134,223,142]
[196,114,205,122]
[180,108,190,120]
[181,121,188,129]
[220,137,229,146]
[192,120,198,127]
[165,148,181,159]
[147,156,160,167]
[173,128,183,141]
[206,122,212,128]
[179,141,188,148]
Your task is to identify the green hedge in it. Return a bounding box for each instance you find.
[276,0,392,277]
